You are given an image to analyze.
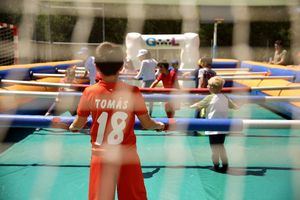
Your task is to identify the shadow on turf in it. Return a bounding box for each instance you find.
[136,132,300,138]
[143,167,160,178]
[142,165,268,176]
[0,127,35,153]
[3,163,299,177]
[210,167,267,176]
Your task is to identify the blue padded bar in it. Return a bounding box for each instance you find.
[0,114,244,131]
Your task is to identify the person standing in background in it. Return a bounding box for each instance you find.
[150,61,180,118]
[182,57,215,88]
[77,47,97,85]
[197,57,216,88]
[269,40,288,65]
[183,57,216,119]
[134,49,157,116]
[296,51,300,66]
[134,49,157,87]
[121,57,136,74]
[169,59,181,74]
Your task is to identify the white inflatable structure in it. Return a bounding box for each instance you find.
[125,32,200,69]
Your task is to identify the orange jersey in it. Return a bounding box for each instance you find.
[156,69,178,88]
[77,81,148,148]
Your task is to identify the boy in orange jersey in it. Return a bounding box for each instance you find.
[69,42,165,200]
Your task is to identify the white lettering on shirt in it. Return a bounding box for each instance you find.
[95,98,128,110]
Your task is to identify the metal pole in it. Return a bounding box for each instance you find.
[212,22,218,58]
[102,3,105,42]
[212,18,224,59]
[47,2,53,61]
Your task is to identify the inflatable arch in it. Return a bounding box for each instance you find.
[125,32,200,70]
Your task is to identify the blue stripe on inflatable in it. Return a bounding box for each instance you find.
[212,61,238,68]
[0,114,244,131]
[0,114,53,128]
[0,70,9,79]
[167,118,243,131]
[29,66,56,73]
[0,64,77,80]
[1,66,57,80]
[0,115,90,128]
[0,68,31,80]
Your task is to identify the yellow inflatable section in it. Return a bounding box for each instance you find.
[0,60,84,113]
[235,60,300,108]
[0,60,81,70]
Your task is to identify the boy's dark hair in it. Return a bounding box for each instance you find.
[157,61,169,70]
[171,60,179,65]
[197,56,213,69]
[274,40,283,46]
[95,42,124,76]
[201,57,213,67]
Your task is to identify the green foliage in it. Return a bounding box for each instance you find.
[100,18,127,44]
[88,17,105,43]
[34,15,76,42]
[0,11,292,48]
[217,23,233,46]
[198,23,213,47]
[250,22,290,47]
[143,20,182,34]
[50,15,77,42]
[0,0,22,25]
[198,23,233,47]
[34,15,50,41]
[0,13,22,26]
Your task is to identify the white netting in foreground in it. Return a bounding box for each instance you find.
[0,22,18,66]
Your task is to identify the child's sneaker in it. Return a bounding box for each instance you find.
[220,164,228,173]
[213,164,220,171]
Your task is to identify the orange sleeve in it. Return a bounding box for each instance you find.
[77,89,91,117]
[133,87,148,116]
[156,73,163,81]
[171,70,177,82]
[171,71,180,89]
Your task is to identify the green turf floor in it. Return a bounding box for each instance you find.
[1,104,300,200]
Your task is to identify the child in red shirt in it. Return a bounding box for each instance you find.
[69,42,165,200]
[150,61,180,118]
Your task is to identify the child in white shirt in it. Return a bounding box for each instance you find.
[134,49,157,87]
[190,76,238,172]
